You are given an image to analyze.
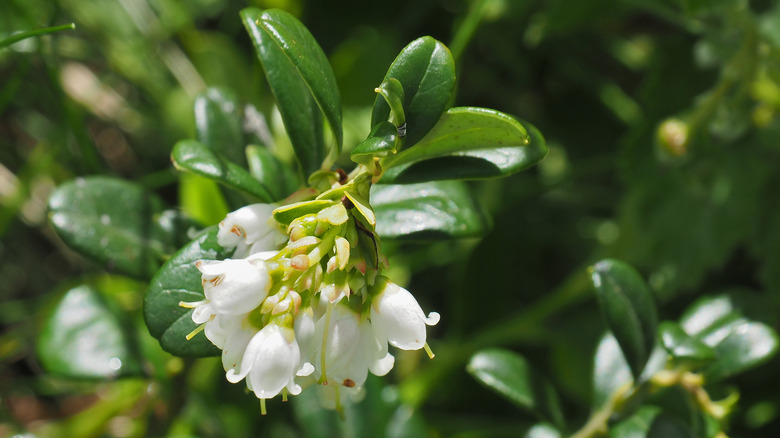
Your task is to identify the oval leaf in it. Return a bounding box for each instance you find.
[144,228,231,356]
[677,294,779,381]
[702,319,778,382]
[241,7,342,176]
[467,348,565,428]
[246,145,300,201]
[194,87,247,167]
[590,259,658,379]
[172,139,274,202]
[379,108,547,184]
[370,181,489,240]
[38,284,141,378]
[659,321,717,366]
[49,176,171,279]
[371,36,455,147]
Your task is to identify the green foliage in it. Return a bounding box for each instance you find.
[144,228,229,357]
[590,259,658,379]
[241,7,342,177]
[4,0,780,436]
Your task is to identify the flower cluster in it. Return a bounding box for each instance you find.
[180,175,439,413]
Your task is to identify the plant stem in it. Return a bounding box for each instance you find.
[0,23,76,49]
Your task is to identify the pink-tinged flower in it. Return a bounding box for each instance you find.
[226,323,311,400]
[370,279,440,351]
[217,203,286,257]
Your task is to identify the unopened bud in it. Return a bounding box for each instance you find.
[291,254,309,271]
[657,118,689,157]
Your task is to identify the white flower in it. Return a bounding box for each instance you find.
[370,279,440,351]
[191,255,271,320]
[311,304,394,388]
[217,203,286,258]
[226,323,311,399]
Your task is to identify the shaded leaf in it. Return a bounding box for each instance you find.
[351,121,401,165]
[241,7,342,176]
[172,139,274,202]
[49,176,172,279]
[246,144,300,201]
[590,259,658,379]
[38,284,141,378]
[371,36,455,147]
[379,108,546,184]
[371,181,489,240]
[144,228,230,356]
[194,87,246,167]
[468,348,565,428]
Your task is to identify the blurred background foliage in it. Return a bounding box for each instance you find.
[2,0,780,436]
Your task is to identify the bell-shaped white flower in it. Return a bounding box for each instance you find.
[311,304,394,388]
[370,279,440,351]
[194,256,271,318]
[226,323,308,399]
[217,203,286,257]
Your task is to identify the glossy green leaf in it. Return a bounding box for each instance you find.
[179,173,230,226]
[678,294,779,381]
[38,284,141,378]
[379,108,546,184]
[48,176,172,279]
[468,348,565,428]
[273,199,335,227]
[592,333,634,409]
[590,259,658,379]
[659,321,716,366]
[703,320,778,381]
[371,36,455,147]
[246,145,300,201]
[241,7,342,176]
[144,228,231,356]
[351,121,401,165]
[375,78,406,126]
[370,181,489,240]
[194,87,246,167]
[525,423,562,438]
[172,139,274,202]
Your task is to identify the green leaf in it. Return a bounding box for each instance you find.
[610,406,694,438]
[37,284,141,378]
[702,321,779,381]
[371,36,455,148]
[678,294,779,381]
[590,259,658,379]
[379,108,547,184]
[194,87,246,167]
[467,348,565,428]
[246,145,300,201]
[374,78,406,126]
[351,121,402,165]
[370,181,489,239]
[48,176,173,279]
[241,7,342,176]
[592,333,634,409]
[273,199,335,227]
[144,228,231,356]
[171,139,274,202]
[659,321,716,367]
[179,173,230,226]
[525,423,562,438]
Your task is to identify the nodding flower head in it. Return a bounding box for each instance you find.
[217,203,286,258]
[370,277,440,351]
